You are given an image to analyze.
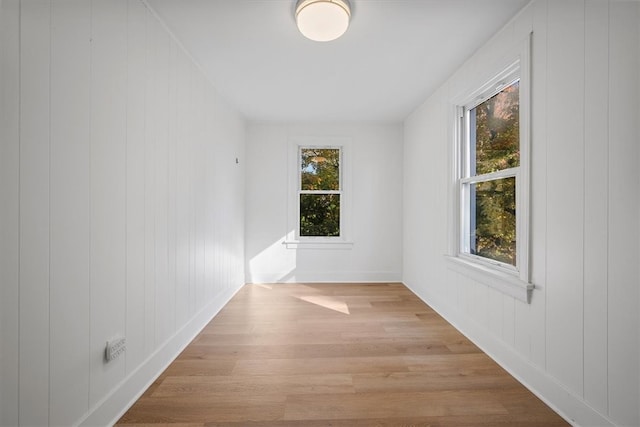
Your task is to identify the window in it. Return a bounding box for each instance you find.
[285,137,352,248]
[449,36,532,302]
[299,147,341,237]
[461,79,520,267]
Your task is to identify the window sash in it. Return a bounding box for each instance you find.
[299,193,341,237]
[459,175,519,273]
[461,77,521,179]
[298,147,342,192]
[459,80,521,272]
[297,146,343,239]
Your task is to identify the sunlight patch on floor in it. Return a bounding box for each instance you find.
[294,294,350,314]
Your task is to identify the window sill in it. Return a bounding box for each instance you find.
[444,255,534,303]
[283,240,354,250]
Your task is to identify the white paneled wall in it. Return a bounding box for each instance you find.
[18,1,52,425]
[0,1,245,426]
[0,0,21,425]
[403,1,639,426]
[50,1,92,424]
[583,0,609,413]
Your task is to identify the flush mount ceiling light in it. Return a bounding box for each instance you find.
[295,0,351,42]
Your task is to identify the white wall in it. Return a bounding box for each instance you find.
[403,1,639,426]
[245,123,403,283]
[0,1,245,426]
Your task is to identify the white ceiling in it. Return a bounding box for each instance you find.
[146,0,529,123]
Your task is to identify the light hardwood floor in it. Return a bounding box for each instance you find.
[117,283,568,426]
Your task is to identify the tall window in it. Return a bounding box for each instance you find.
[462,80,520,267]
[286,137,351,249]
[299,147,341,237]
[452,42,531,297]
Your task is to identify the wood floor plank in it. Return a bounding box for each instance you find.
[180,341,453,361]
[351,371,520,393]
[150,374,354,397]
[283,390,509,420]
[232,355,412,376]
[191,414,568,427]
[116,283,568,426]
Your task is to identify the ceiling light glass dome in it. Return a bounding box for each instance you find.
[295,0,351,42]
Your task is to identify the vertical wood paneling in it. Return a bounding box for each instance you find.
[2,1,246,425]
[89,0,128,406]
[545,0,585,394]
[194,74,207,311]
[513,299,530,358]
[167,38,178,333]
[461,276,475,319]
[154,23,172,346]
[434,90,449,303]
[502,296,515,346]
[583,0,609,415]
[188,67,198,314]
[487,288,503,339]
[204,88,215,301]
[470,276,488,329]
[174,49,190,328]
[445,264,458,309]
[211,88,224,296]
[49,1,91,424]
[144,13,158,355]
[186,63,195,316]
[19,1,51,424]
[204,80,213,292]
[607,2,639,425]
[455,272,467,316]
[528,0,548,371]
[0,1,21,424]
[125,0,148,373]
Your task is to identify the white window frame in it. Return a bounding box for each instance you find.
[447,35,533,303]
[285,137,353,249]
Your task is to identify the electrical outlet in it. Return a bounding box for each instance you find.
[105,336,126,362]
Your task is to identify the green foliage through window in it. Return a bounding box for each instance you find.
[472,178,516,265]
[301,148,340,191]
[300,194,340,236]
[471,82,520,175]
[299,148,341,237]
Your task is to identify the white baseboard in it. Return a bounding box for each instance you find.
[77,283,243,427]
[403,281,614,427]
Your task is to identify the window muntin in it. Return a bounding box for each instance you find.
[461,78,520,269]
[299,147,341,238]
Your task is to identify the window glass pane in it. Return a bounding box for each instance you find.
[301,148,340,191]
[300,194,340,237]
[470,177,516,265]
[470,81,519,175]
